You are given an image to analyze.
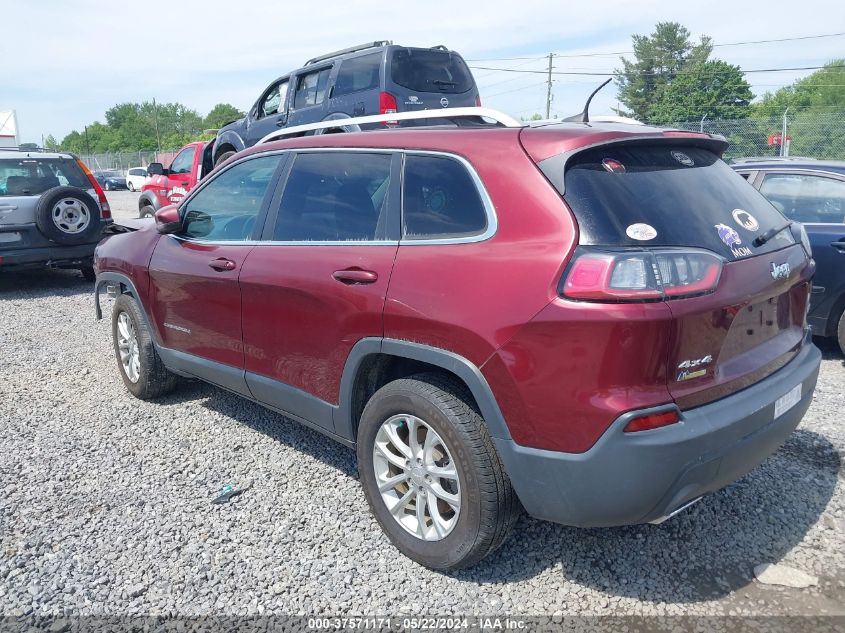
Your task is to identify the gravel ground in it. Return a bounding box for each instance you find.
[105,190,145,222]
[0,267,843,618]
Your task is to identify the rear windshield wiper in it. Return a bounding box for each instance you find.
[752,221,793,247]
[432,79,457,87]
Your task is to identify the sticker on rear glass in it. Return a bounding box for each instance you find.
[715,223,753,258]
[626,223,657,241]
[602,158,626,173]
[671,151,695,167]
[732,208,759,232]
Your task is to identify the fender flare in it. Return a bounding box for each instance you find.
[94,272,159,343]
[333,338,512,442]
[213,130,245,160]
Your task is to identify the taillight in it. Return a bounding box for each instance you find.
[563,248,723,302]
[475,95,482,107]
[75,158,111,219]
[379,91,398,126]
[624,409,680,433]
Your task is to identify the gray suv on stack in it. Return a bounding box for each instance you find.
[211,41,480,166]
[0,149,112,280]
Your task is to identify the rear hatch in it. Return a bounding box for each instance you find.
[385,46,478,124]
[551,140,812,408]
[1,155,94,226]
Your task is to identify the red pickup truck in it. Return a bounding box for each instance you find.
[137,141,214,217]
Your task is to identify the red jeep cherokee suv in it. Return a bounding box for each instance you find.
[94,113,821,570]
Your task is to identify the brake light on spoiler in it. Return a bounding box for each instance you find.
[563,248,723,302]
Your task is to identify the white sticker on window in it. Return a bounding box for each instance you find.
[626,223,657,241]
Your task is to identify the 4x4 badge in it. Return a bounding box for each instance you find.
[770,261,791,280]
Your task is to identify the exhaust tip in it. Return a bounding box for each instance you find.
[648,496,704,525]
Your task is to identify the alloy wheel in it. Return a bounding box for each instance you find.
[372,414,461,541]
[116,311,140,383]
[51,198,91,234]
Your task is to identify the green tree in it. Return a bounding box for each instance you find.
[615,22,713,121]
[753,60,845,117]
[650,60,753,123]
[204,103,245,130]
[43,134,59,150]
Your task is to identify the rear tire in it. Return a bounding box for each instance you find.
[357,373,519,571]
[112,294,179,400]
[128,182,135,192]
[214,151,235,168]
[140,205,155,219]
[837,309,845,356]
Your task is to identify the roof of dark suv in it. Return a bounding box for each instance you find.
[732,158,845,174]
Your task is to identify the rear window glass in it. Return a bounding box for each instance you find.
[390,49,473,93]
[0,158,89,197]
[562,145,795,259]
[403,155,487,239]
[334,53,381,97]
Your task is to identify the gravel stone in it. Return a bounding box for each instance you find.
[1,233,844,616]
[754,564,819,588]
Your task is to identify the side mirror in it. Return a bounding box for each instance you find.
[147,162,167,176]
[155,206,182,234]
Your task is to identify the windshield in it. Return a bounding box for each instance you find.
[390,48,474,93]
[0,157,90,197]
[562,145,795,259]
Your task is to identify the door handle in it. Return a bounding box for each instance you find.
[332,268,378,284]
[830,240,845,251]
[208,257,237,271]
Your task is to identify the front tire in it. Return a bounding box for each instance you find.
[214,151,235,168]
[140,205,155,219]
[112,294,179,399]
[837,309,845,356]
[357,373,519,571]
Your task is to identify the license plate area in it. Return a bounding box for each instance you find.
[774,383,802,419]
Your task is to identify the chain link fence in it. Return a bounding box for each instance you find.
[75,149,180,173]
[658,111,845,161]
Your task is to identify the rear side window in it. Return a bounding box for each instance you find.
[562,145,794,259]
[273,152,392,241]
[334,53,381,97]
[759,173,845,223]
[181,154,281,241]
[0,158,89,196]
[390,49,473,93]
[294,68,331,109]
[402,155,487,240]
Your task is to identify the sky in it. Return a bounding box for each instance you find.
[2,0,844,144]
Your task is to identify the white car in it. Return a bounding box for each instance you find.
[125,167,149,192]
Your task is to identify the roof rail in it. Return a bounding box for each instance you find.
[257,107,522,145]
[731,156,817,163]
[304,41,392,66]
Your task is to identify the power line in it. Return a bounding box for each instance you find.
[465,31,845,62]
[468,65,828,77]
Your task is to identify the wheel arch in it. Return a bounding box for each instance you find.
[335,339,512,443]
[138,191,160,213]
[212,131,244,162]
[94,272,159,344]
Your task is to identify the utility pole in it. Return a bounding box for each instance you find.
[545,53,554,119]
[84,125,91,156]
[153,98,161,154]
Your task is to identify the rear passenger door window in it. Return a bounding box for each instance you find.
[180,154,283,241]
[760,172,845,223]
[271,152,395,241]
[293,68,332,109]
[401,154,489,240]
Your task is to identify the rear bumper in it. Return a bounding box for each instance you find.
[495,339,822,527]
[0,223,104,270]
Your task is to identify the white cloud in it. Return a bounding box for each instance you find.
[2,0,843,141]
